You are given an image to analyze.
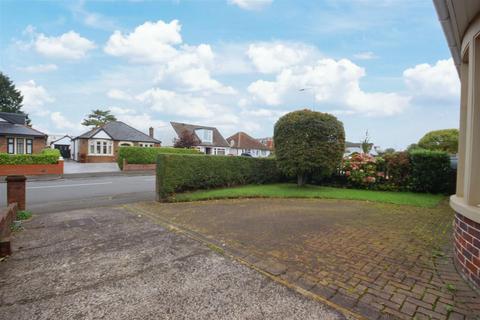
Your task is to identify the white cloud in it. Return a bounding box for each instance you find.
[34,31,96,59]
[70,0,118,31]
[136,88,216,118]
[107,89,134,101]
[353,51,377,60]
[228,0,273,10]
[248,58,410,116]
[109,106,135,115]
[19,64,58,73]
[50,111,80,130]
[247,42,318,74]
[17,80,54,115]
[403,58,459,100]
[104,20,182,63]
[105,20,234,94]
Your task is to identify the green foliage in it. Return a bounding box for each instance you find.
[342,153,384,187]
[117,146,200,169]
[384,151,411,188]
[0,148,60,165]
[0,72,30,125]
[156,154,282,199]
[418,129,459,154]
[409,149,455,194]
[81,109,117,127]
[173,183,444,208]
[274,109,345,186]
[16,210,32,220]
[361,130,373,154]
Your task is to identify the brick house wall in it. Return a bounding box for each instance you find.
[0,136,46,154]
[75,138,160,163]
[453,213,480,289]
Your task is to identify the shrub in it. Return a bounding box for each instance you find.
[0,148,60,165]
[418,129,458,154]
[409,149,455,194]
[117,146,200,169]
[274,109,345,186]
[384,151,411,188]
[341,153,384,188]
[156,154,282,200]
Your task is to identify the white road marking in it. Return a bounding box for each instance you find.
[27,182,113,189]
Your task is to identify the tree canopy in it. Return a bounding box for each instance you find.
[82,109,117,128]
[274,109,345,186]
[174,130,196,148]
[0,72,30,124]
[417,129,458,154]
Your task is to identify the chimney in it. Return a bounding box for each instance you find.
[149,127,154,138]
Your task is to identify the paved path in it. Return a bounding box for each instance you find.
[132,199,480,320]
[0,206,342,320]
[0,175,155,213]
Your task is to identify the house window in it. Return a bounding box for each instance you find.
[26,139,33,154]
[215,148,226,155]
[139,143,154,147]
[88,139,113,156]
[7,138,14,154]
[16,138,25,154]
[195,129,213,143]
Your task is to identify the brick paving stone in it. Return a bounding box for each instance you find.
[134,199,480,320]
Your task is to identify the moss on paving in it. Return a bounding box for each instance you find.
[171,183,444,208]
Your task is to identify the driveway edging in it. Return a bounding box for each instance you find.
[125,203,366,320]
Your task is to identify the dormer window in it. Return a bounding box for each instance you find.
[195,129,213,143]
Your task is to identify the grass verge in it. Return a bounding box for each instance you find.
[172,183,445,208]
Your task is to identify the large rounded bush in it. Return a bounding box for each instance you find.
[274,109,345,186]
[418,129,458,154]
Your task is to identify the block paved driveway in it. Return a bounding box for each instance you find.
[132,199,480,320]
[0,206,342,320]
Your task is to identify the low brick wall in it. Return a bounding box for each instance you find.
[453,212,480,289]
[0,203,18,257]
[122,159,155,171]
[0,160,63,176]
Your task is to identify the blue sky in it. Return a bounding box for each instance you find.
[0,0,460,148]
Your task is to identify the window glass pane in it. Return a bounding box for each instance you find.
[7,138,14,154]
[16,138,25,154]
[103,141,107,154]
[26,139,33,154]
[96,141,101,154]
[90,142,95,154]
[107,142,112,154]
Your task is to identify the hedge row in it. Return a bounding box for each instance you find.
[335,149,456,194]
[0,148,61,165]
[117,146,200,169]
[156,154,282,200]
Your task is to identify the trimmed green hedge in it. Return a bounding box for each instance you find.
[409,149,455,194]
[117,146,200,169]
[156,154,282,200]
[0,148,60,165]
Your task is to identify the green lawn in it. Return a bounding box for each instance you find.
[172,183,445,207]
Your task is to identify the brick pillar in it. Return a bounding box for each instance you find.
[6,175,26,211]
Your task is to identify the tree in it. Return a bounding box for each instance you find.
[0,72,30,124]
[384,148,396,154]
[174,130,196,148]
[82,109,117,127]
[418,129,458,154]
[361,130,373,154]
[274,109,345,186]
[406,143,420,152]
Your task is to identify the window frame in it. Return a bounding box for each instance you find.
[88,139,114,156]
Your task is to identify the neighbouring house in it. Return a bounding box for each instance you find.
[344,141,379,156]
[49,135,72,159]
[72,122,161,163]
[258,137,274,151]
[227,132,271,157]
[0,112,47,154]
[170,122,229,155]
[434,0,480,289]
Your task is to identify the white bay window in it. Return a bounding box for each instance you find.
[88,139,113,156]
